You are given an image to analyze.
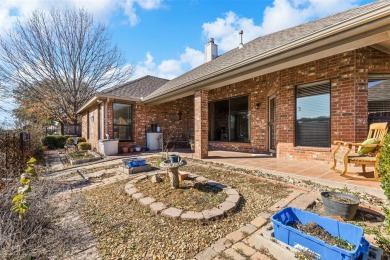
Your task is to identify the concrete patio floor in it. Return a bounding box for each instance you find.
[173,149,384,199]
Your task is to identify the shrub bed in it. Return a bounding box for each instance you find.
[41,135,77,149]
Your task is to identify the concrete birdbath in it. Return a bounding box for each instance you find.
[159,158,187,189]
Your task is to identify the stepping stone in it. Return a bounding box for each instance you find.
[211,238,232,253]
[226,194,241,204]
[202,208,224,220]
[149,202,167,214]
[139,197,156,206]
[217,201,236,213]
[181,211,204,220]
[239,224,257,235]
[232,242,256,257]
[225,188,239,195]
[132,193,144,200]
[125,187,138,196]
[161,207,183,219]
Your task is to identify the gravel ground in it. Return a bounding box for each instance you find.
[136,174,227,212]
[76,163,291,259]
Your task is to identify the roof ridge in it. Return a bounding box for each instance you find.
[101,75,168,93]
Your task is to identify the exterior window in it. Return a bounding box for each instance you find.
[209,96,250,143]
[296,81,330,147]
[368,75,390,126]
[113,103,132,140]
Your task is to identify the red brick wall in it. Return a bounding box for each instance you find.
[80,107,100,151]
[194,90,208,158]
[83,96,194,153]
[81,47,389,161]
[207,47,390,161]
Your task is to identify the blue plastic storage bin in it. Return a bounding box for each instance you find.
[138,159,146,166]
[271,207,369,260]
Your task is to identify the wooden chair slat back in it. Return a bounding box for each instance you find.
[367,122,388,144]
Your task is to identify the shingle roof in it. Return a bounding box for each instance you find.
[101,75,169,99]
[369,79,390,101]
[144,0,389,101]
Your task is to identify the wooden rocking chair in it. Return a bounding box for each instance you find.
[331,122,388,180]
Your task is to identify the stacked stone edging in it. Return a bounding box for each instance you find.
[124,172,241,221]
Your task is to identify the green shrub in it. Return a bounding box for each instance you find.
[78,137,87,143]
[41,135,76,149]
[65,137,75,145]
[379,133,390,250]
[78,142,91,151]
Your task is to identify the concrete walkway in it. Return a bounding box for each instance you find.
[171,149,384,199]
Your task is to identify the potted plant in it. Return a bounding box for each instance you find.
[321,191,360,220]
[122,146,129,153]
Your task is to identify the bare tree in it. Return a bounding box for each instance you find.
[0,8,133,125]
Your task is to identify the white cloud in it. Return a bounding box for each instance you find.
[134,48,204,79]
[0,0,164,31]
[202,0,361,52]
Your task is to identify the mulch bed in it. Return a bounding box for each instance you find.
[76,162,291,259]
[135,174,227,212]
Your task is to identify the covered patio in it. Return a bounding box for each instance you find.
[174,149,384,199]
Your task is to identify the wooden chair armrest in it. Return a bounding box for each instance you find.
[349,143,379,148]
[333,141,352,145]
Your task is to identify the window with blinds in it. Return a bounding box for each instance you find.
[295,81,331,147]
[368,76,390,126]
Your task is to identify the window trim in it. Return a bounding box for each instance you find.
[295,80,331,148]
[208,95,250,143]
[112,102,133,141]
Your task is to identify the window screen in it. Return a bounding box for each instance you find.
[296,81,330,147]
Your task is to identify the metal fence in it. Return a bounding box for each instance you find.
[64,125,81,136]
[45,124,81,136]
[0,132,31,180]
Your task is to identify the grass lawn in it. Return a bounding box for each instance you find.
[76,162,291,259]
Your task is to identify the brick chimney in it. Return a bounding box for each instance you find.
[205,38,218,62]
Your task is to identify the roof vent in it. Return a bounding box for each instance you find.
[238,30,244,49]
[205,38,218,62]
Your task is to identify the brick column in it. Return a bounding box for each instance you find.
[194,89,208,159]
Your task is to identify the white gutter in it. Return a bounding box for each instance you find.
[77,94,140,114]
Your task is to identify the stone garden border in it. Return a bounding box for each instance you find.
[124,171,241,221]
[67,150,102,165]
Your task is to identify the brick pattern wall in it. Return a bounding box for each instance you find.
[194,90,209,158]
[83,96,194,153]
[80,47,389,161]
[207,47,390,161]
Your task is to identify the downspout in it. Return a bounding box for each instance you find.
[105,98,110,139]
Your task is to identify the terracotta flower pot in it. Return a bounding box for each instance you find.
[122,147,129,153]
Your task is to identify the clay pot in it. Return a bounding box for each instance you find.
[122,146,129,153]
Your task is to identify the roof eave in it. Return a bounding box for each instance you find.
[144,3,390,105]
[77,94,141,114]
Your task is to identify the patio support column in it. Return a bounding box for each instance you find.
[194,89,209,159]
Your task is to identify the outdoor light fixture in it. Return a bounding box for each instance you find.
[255,103,261,110]
[178,111,183,120]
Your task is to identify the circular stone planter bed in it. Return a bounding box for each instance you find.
[124,172,241,221]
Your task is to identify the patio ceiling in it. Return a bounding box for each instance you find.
[372,39,390,54]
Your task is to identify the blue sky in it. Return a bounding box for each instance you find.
[0,0,375,124]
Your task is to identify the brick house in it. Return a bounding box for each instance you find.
[78,0,390,161]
